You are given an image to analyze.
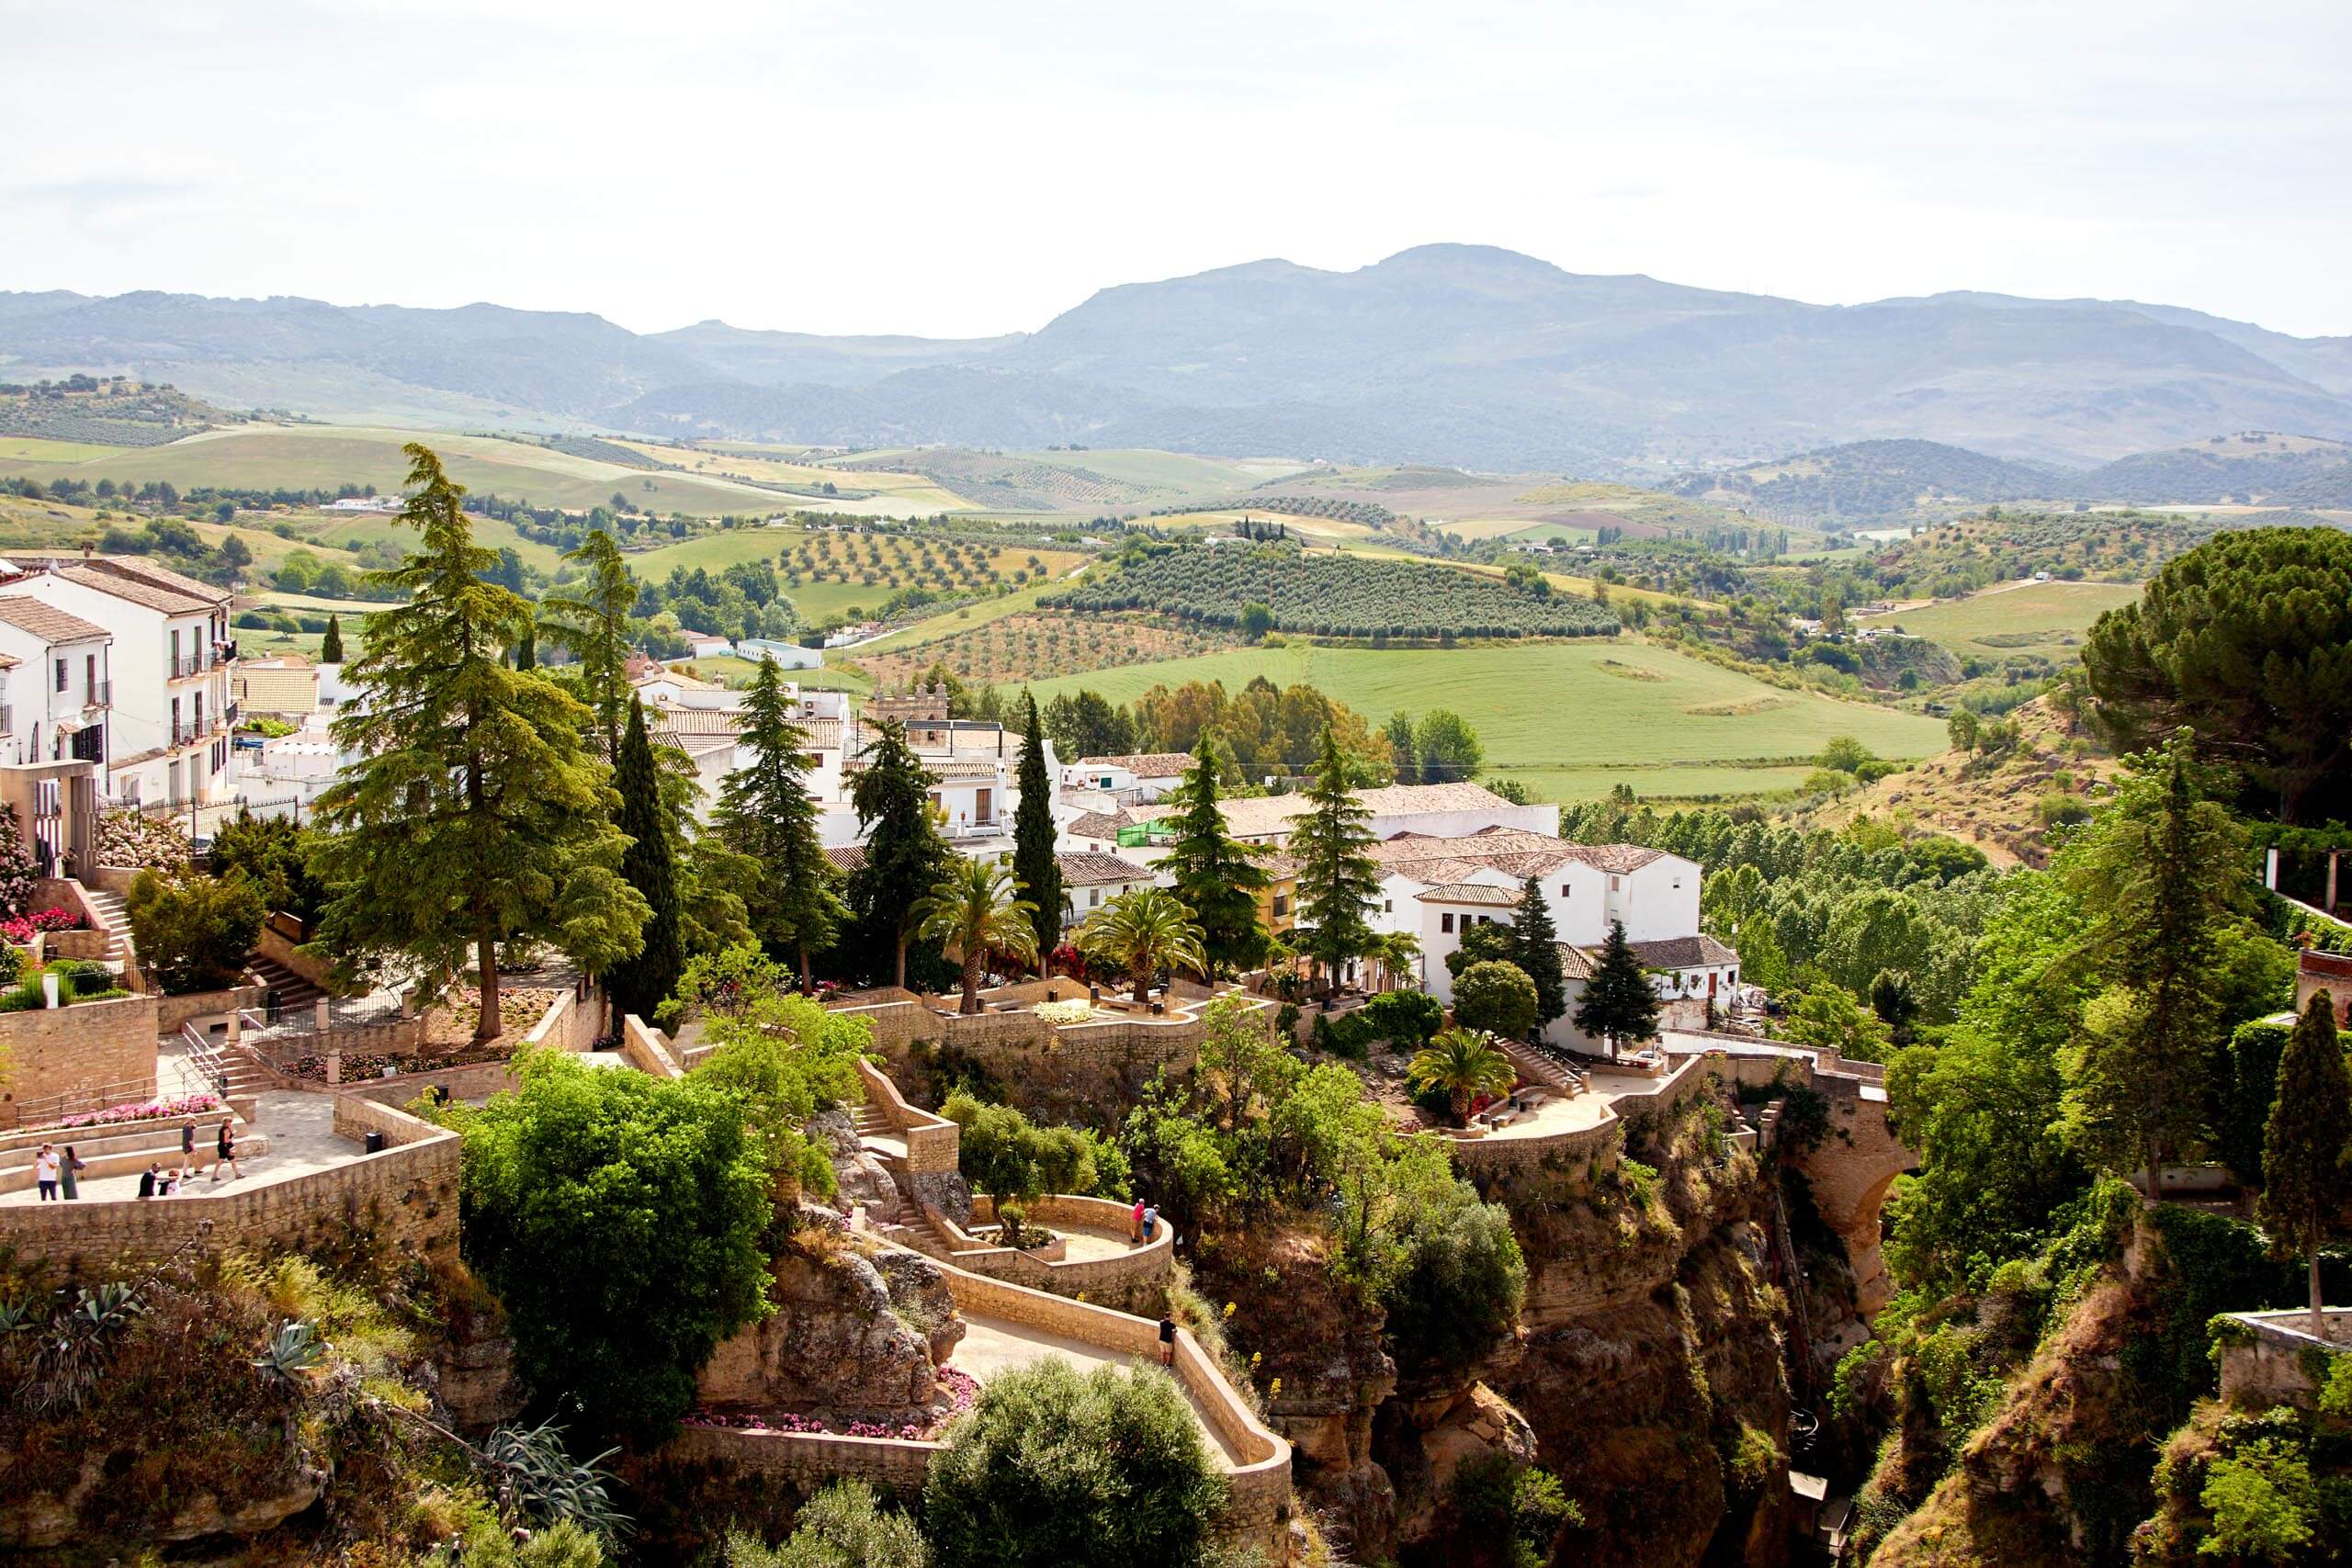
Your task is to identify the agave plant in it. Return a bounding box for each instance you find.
[253,1318,327,1384]
[479,1418,631,1543]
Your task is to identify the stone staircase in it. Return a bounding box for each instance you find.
[1500,1038,1585,1095]
[78,882,138,976]
[244,953,323,1013]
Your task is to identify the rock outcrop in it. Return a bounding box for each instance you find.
[697,1233,963,1418]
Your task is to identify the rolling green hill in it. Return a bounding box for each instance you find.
[1856,581,2141,657]
[1022,637,1945,803]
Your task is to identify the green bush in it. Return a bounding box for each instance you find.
[1363,988,1443,1047]
[719,1480,923,1568]
[924,1359,1227,1568]
[126,864,266,995]
[1453,960,1538,1041]
[943,1092,1126,1201]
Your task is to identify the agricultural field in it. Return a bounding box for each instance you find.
[1854,580,2141,657]
[1049,541,1620,639]
[1023,636,1946,803]
[0,424,796,517]
[845,612,1242,693]
[633,525,1086,626]
[613,440,974,516]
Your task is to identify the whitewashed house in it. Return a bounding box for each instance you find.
[1056,851,1157,931]
[0,598,112,776]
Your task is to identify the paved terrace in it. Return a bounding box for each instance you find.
[947,1304,1245,1465]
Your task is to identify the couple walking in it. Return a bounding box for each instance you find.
[183,1117,244,1183]
[1127,1196,1159,1244]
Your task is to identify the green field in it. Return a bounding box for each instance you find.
[0,425,799,517]
[633,525,1087,625]
[1857,581,2141,655]
[1022,637,1945,802]
[0,436,131,463]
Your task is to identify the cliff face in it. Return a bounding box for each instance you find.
[1209,1085,1860,1566]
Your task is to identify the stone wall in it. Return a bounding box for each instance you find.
[0,990,158,1127]
[855,1057,957,1175]
[154,984,266,1035]
[524,987,604,1054]
[0,1098,459,1271]
[255,921,337,992]
[663,1423,937,1501]
[347,1060,524,1107]
[621,1014,684,1079]
[2219,1309,2352,1411]
[966,1192,1173,1313]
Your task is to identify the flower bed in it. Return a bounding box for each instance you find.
[280,1042,517,1083]
[1033,998,1091,1027]
[0,907,85,943]
[682,1368,979,1442]
[54,1092,221,1131]
[424,988,560,1053]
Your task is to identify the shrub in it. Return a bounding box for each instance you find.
[718,1480,924,1568]
[458,1051,773,1443]
[924,1359,1227,1568]
[126,864,266,995]
[1363,987,1443,1047]
[1453,960,1538,1041]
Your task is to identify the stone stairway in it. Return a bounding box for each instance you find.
[244,953,323,1013]
[79,883,137,976]
[1500,1038,1584,1095]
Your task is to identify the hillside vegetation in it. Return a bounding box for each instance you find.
[0,377,254,446]
[1047,539,1619,639]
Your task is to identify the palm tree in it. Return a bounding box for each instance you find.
[1078,886,1208,1006]
[912,859,1039,1015]
[1365,931,1421,993]
[1407,1027,1518,1127]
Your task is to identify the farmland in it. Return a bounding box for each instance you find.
[1022,637,1946,803]
[843,611,1241,693]
[0,425,797,517]
[1854,580,2141,656]
[632,525,1087,626]
[1047,540,1620,638]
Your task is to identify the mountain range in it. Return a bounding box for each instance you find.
[6,244,2350,470]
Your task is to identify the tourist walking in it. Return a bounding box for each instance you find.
[33,1144,60,1201]
[1142,1202,1159,1243]
[181,1118,197,1168]
[1130,1196,1146,1242]
[1158,1314,1177,1367]
[59,1145,85,1200]
[210,1117,243,1182]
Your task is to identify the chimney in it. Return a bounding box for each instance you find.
[81,541,93,559]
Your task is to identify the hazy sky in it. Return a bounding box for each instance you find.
[6,0,2347,339]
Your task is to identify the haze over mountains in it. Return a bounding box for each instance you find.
[6,244,2350,472]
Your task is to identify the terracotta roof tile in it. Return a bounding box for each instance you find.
[0,594,110,644]
[1073,752,1195,777]
[1057,852,1152,885]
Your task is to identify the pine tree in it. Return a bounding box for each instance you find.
[1289,726,1379,990]
[848,720,949,989]
[1573,919,1660,1061]
[542,526,636,759]
[1159,730,1271,976]
[2259,992,2352,1339]
[311,445,648,1041]
[2059,732,2249,1198]
[1011,692,1063,966]
[320,613,344,664]
[1509,877,1566,1037]
[713,657,843,987]
[603,696,684,1021]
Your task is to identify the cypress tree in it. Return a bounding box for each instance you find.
[605,696,684,1021]
[311,444,648,1041]
[1160,730,1270,976]
[1289,726,1379,990]
[320,613,344,664]
[1510,876,1566,1038]
[1011,692,1063,966]
[543,527,637,759]
[715,657,845,987]
[848,720,949,989]
[1573,919,1660,1061]
[2259,992,2352,1339]
[514,623,536,671]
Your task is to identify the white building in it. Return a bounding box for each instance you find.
[0,556,238,805]
[1057,851,1156,930]
[0,598,112,774]
[1133,781,1552,850]
[1061,751,1193,806]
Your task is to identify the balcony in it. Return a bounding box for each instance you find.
[83,680,109,709]
[169,648,231,679]
[171,720,204,748]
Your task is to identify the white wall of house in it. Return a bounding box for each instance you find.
[0,622,111,781]
[0,575,235,805]
[1064,873,1154,929]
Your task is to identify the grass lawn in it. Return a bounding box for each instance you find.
[0,425,798,517]
[1023,637,1944,801]
[1857,581,2141,655]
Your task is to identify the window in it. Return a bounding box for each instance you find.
[85,654,96,694]
[53,659,65,694]
[1672,877,1682,890]
[1559,884,1570,897]
[1441,912,1454,933]
[1383,899,1392,913]
[1610,875,1622,891]
[1089,888,1101,908]
[1272,894,1290,918]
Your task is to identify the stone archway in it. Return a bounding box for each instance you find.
[1795,1089,1918,1317]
